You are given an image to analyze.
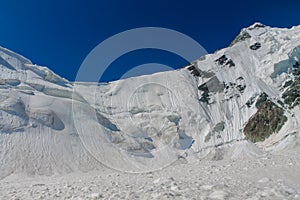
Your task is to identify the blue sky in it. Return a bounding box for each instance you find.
[0,0,300,82]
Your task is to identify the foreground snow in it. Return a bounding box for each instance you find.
[1,151,299,200]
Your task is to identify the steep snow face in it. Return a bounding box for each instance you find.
[73,71,203,172]
[0,23,300,176]
[0,48,99,179]
[194,24,300,147]
[190,23,300,150]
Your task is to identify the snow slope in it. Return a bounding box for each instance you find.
[0,23,299,177]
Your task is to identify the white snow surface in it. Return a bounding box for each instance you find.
[0,23,299,186]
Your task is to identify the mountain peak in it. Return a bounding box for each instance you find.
[247,22,267,30]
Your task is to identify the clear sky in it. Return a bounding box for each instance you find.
[0,0,300,82]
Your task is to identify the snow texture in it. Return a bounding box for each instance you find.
[0,23,299,199]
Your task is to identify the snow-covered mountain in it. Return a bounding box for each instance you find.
[0,23,299,177]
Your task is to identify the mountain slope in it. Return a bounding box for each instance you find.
[0,23,299,177]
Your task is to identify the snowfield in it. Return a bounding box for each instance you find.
[0,23,300,199]
[1,151,299,199]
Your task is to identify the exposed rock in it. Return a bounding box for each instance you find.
[282,66,300,108]
[225,59,235,67]
[198,76,224,104]
[185,64,215,78]
[185,64,201,77]
[246,94,259,108]
[215,55,228,65]
[230,30,251,46]
[255,92,268,109]
[215,55,235,67]
[244,101,287,143]
[250,42,262,50]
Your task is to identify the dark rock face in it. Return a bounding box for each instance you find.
[225,59,235,67]
[277,47,300,108]
[215,55,228,65]
[223,77,246,100]
[282,77,300,108]
[185,64,215,78]
[236,84,246,93]
[246,94,259,108]
[250,42,261,50]
[198,83,210,104]
[235,76,246,93]
[255,92,268,109]
[198,76,224,104]
[230,31,251,46]
[244,101,287,143]
[186,64,201,77]
[215,55,235,68]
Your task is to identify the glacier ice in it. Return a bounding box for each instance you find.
[0,23,299,176]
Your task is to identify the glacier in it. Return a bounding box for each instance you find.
[0,23,300,177]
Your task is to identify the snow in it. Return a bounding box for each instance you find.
[0,153,299,199]
[0,23,299,198]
